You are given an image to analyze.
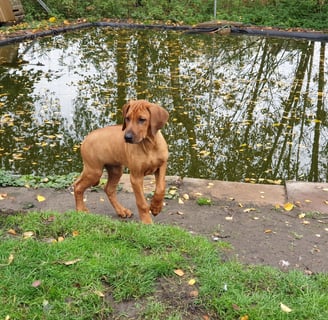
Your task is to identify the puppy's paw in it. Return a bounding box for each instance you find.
[117,207,133,219]
[150,201,163,216]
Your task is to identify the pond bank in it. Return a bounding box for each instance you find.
[1,175,327,272]
[1,20,328,46]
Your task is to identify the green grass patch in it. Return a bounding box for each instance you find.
[0,211,327,319]
[0,170,78,189]
[196,197,212,206]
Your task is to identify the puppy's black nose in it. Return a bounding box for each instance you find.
[124,132,134,143]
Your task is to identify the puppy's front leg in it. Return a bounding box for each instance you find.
[130,174,152,224]
[150,163,167,216]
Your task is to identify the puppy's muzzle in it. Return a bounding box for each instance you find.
[124,131,134,143]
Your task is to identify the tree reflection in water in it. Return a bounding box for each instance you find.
[0,28,327,182]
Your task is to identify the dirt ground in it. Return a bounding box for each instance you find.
[1,175,328,274]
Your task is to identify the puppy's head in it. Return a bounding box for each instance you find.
[122,100,169,144]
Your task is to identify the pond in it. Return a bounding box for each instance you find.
[0,27,327,183]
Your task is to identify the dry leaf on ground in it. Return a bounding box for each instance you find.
[280,302,292,313]
[37,195,46,202]
[174,269,185,277]
[32,280,42,288]
[283,202,294,211]
[60,258,81,266]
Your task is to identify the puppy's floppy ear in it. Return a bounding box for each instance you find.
[148,103,169,136]
[122,102,130,130]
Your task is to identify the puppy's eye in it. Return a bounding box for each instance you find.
[138,118,146,124]
[125,117,130,122]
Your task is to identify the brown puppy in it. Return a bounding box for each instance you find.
[73,100,169,224]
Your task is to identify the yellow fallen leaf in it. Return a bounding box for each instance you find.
[94,290,105,297]
[63,258,81,266]
[264,229,272,234]
[8,254,14,265]
[280,302,292,313]
[168,189,177,195]
[240,315,249,320]
[283,202,294,212]
[189,290,199,297]
[7,228,17,235]
[298,213,306,219]
[0,193,7,200]
[174,269,185,277]
[243,207,256,213]
[0,253,14,267]
[37,195,46,202]
[23,231,34,239]
[188,278,196,285]
[178,198,184,204]
[182,193,189,200]
[48,16,56,23]
[57,236,64,242]
[72,230,79,237]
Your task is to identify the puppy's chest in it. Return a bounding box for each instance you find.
[126,147,166,174]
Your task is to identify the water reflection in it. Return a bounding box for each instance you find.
[0,28,327,182]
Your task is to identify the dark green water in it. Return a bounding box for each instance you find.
[0,27,327,182]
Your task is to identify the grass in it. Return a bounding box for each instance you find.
[0,170,78,189]
[0,211,328,319]
[18,0,328,30]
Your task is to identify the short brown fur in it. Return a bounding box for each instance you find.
[73,100,169,224]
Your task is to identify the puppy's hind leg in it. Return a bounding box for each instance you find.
[104,165,132,219]
[74,168,102,212]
